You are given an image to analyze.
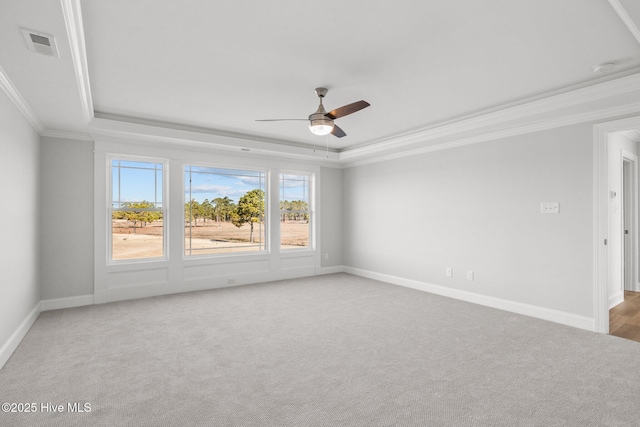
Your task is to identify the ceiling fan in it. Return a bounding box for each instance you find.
[256,88,370,138]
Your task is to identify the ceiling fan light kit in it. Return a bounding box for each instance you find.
[308,119,334,136]
[257,87,370,139]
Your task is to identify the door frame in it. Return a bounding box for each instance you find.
[621,153,638,293]
[594,116,640,334]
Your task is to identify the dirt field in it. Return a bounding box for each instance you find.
[112,220,309,259]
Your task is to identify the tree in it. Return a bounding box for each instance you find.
[213,196,235,222]
[184,201,192,225]
[185,199,201,227]
[280,200,309,222]
[232,189,264,242]
[200,199,213,226]
[280,200,290,222]
[118,201,161,233]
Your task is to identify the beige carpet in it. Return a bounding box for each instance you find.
[1,273,640,426]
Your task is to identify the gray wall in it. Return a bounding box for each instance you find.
[39,137,94,300]
[320,167,343,268]
[10,116,597,321]
[37,143,344,299]
[0,90,41,349]
[343,124,594,317]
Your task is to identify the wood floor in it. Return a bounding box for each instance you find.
[610,291,640,342]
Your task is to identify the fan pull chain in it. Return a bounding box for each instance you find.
[326,134,329,158]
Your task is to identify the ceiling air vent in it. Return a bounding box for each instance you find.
[21,28,59,58]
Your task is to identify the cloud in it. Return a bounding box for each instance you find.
[185,171,267,203]
[187,184,229,193]
[280,175,308,188]
[281,180,305,188]
[185,184,248,202]
[239,176,264,187]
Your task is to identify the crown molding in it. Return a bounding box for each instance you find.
[342,101,640,168]
[88,116,341,165]
[41,129,93,141]
[61,0,93,124]
[7,8,639,170]
[608,0,640,45]
[33,69,640,168]
[91,112,339,153]
[340,72,640,163]
[85,72,640,168]
[0,65,45,134]
[1,0,637,166]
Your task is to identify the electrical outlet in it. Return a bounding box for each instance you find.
[466,271,474,281]
[446,267,453,277]
[540,202,559,214]
[227,278,235,285]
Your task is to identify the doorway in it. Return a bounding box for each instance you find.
[597,124,640,340]
[610,152,640,342]
[594,118,640,335]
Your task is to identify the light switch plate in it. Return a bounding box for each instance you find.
[541,202,559,214]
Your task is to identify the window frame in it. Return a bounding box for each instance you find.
[108,155,169,264]
[183,163,269,259]
[279,170,314,252]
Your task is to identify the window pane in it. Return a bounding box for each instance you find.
[185,166,266,256]
[112,160,163,208]
[280,173,310,249]
[111,160,164,260]
[112,219,163,260]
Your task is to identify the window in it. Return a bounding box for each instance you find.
[280,173,312,249]
[185,165,266,256]
[111,159,165,261]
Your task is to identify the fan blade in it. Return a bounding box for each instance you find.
[331,124,346,138]
[255,119,308,121]
[326,100,370,119]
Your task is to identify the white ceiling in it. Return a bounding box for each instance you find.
[2,0,640,163]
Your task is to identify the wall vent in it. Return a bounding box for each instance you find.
[21,28,60,58]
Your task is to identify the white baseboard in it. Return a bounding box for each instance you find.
[318,265,345,275]
[41,294,95,311]
[1,294,97,370]
[609,290,624,309]
[1,267,596,371]
[0,302,41,370]
[344,266,596,332]
[101,266,339,304]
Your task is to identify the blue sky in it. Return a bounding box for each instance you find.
[185,166,265,203]
[112,161,309,205]
[280,174,309,203]
[112,160,163,207]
